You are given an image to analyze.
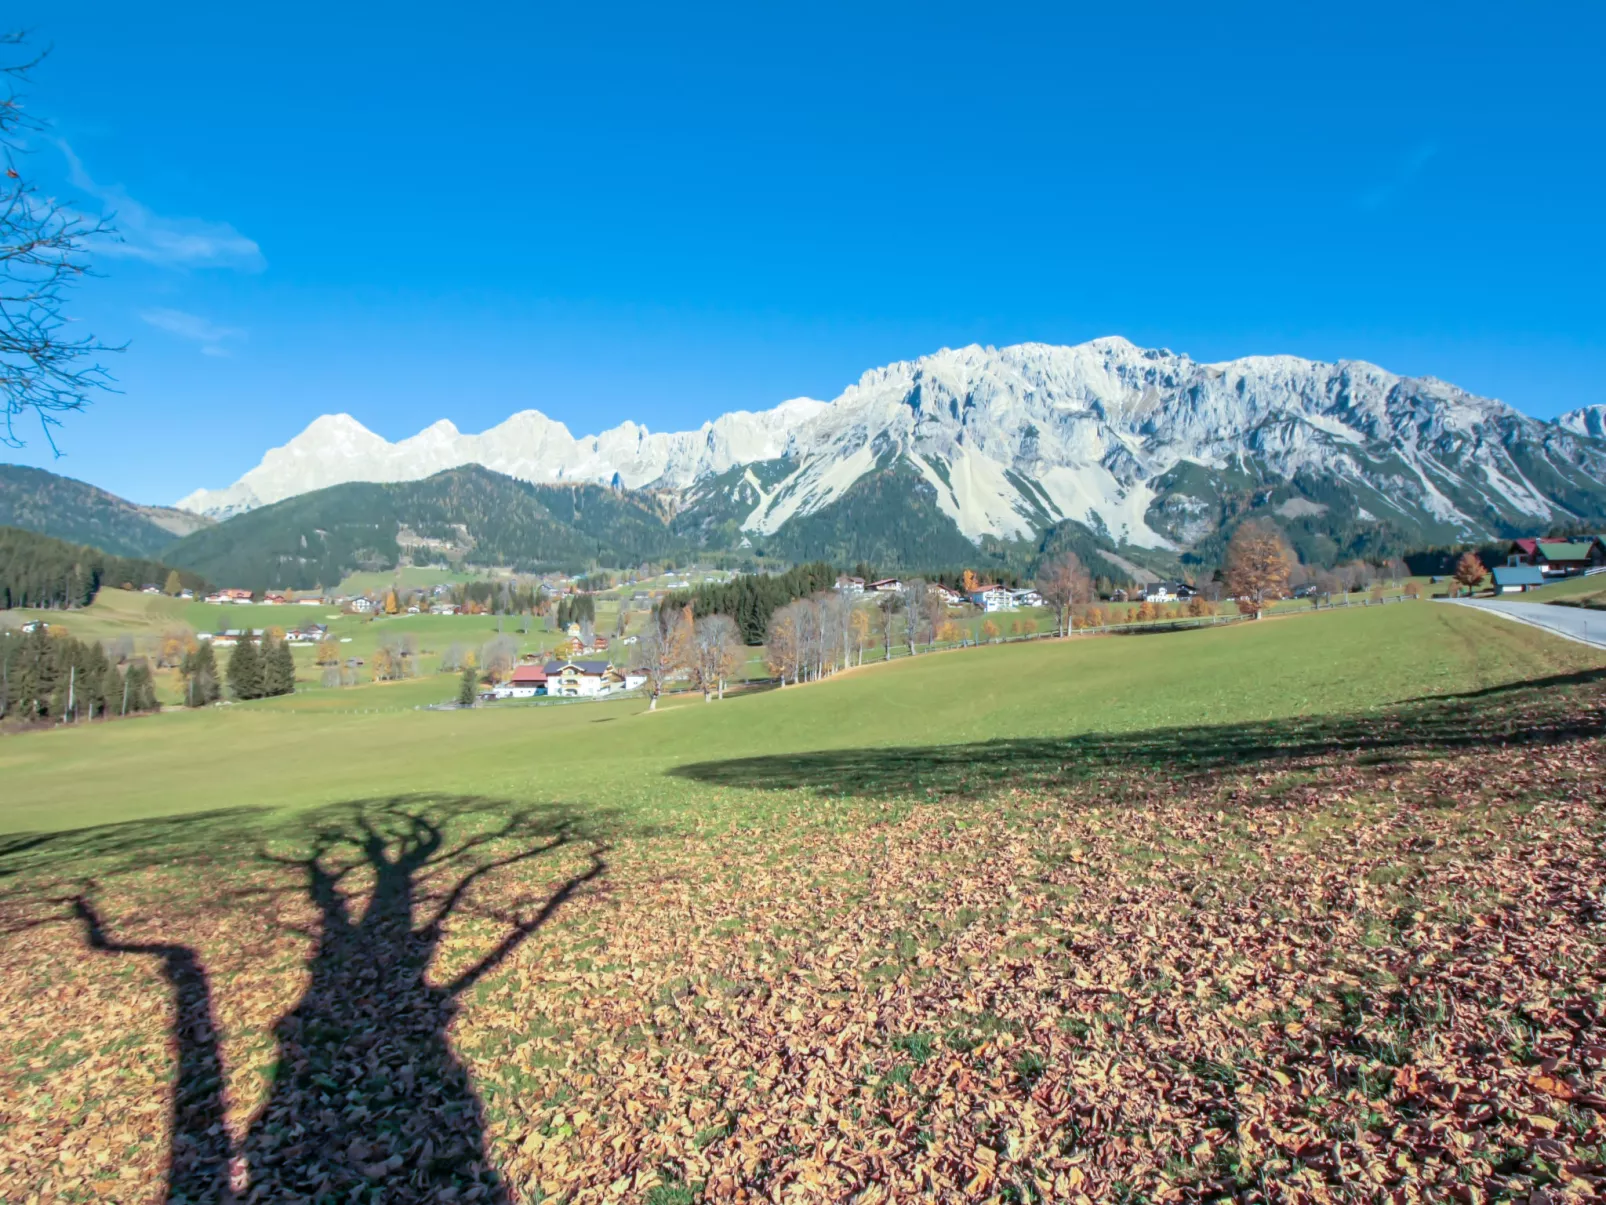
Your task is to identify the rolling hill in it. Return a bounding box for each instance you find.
[0,464,213,559]
[160,466,691,589]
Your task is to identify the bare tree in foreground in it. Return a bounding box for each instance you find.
[0,36,118,449]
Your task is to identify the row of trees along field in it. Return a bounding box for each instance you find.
[631,607,745,709]
[0,627,159,722]
[0,526,209,609]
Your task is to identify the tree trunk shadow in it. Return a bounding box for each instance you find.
[73,896,232,1204]
[67,794,605,1205]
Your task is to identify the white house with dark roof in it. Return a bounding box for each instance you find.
[543,659,613,697]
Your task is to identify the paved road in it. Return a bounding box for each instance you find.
[1445,597,1606,649]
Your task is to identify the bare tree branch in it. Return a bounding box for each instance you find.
[0,32,120,451]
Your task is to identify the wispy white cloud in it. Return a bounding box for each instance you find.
[1358,143,1439,212]
[141,307,245,357]
[61,142,264,270]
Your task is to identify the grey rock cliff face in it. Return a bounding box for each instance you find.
[177,338,1606,548]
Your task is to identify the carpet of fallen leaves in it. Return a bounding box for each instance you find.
[2,682,1605,1203]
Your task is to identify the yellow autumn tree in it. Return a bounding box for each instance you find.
[981,618,1000,643]
[384,590,400,616]
[848,608,871,665]
[1224,522,1293,617]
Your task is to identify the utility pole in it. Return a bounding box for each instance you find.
[122,671,130,717]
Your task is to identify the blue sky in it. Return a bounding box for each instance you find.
[4,1,1604,504]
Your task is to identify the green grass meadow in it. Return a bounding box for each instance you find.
[2,601,1596,836]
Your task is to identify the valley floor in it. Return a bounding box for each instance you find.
[1,604,1603,1202]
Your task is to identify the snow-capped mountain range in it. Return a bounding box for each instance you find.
[178,337,1606,551]
[1560,404,1606,440]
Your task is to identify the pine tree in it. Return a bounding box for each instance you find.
[257,635,283,696]
[267,638,296,697]
[129,662,157,711]
[83,642,112,719]
[457,665,476,707]
[227,633,262,700]
[182,641,221,706]
[13,628,54,719]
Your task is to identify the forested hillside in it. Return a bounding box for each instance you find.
[162,466,693,589]
[748,458,994,569]
[0,464,212,558]
[0,527,208,610]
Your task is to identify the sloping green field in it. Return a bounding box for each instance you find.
[4,600,1604,1203]
[2,602,1594,835]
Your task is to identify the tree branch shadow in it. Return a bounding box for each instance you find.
[20,793,607,1204]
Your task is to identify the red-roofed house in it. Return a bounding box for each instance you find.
[1507,539,1540,565]
[494,664,548,699]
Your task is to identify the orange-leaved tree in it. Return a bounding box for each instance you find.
[1224,522,1292,618]
[1453,551,1487,597]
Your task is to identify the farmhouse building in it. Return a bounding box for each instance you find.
[1536,542,1603,574]
[1142,582,1196,603]
[493,665,548,699]
[1491,566,1545,594]
[1507,539,1605,575]
[967,585,1016,612]
[543,659,612,698]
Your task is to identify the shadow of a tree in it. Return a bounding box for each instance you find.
[14,794,605,1204]
[670,668,1606,800]
[240,798,603,1202]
